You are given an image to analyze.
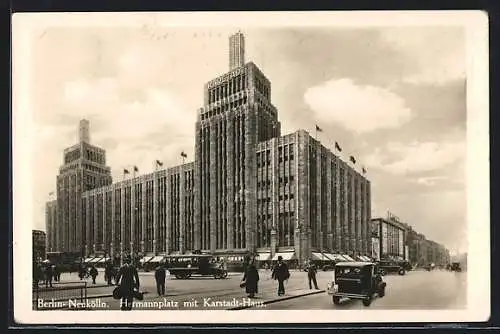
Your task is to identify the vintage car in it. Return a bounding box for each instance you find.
[165,254,228,279]
[378,260,406,276]
[327,262,386,307]
[450,262,462,272]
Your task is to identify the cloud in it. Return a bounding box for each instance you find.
[380,28,465,85]
[365,139,465,175]
[303,78,413,133]
[59,77,197,181]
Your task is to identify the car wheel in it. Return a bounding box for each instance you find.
[362,297,372,307]
[398,269,405,276]
[379,269,386,276]
[332,296,341,305]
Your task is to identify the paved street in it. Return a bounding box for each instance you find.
[35,269,329,310]
[34,269,466,310]
[263,269,467,310]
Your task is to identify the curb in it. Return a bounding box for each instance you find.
[228,289,325,310]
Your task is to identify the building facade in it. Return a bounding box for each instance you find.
[54,120,112,254]
[371,213,407,261]
[33,230,47,261]
[46,32,372,266]
[45,200,57,253]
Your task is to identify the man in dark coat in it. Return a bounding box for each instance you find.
[242,258,259,298]
[89,265,98,284]
[272,256,290,296]
[306,260,319,289]
[44,264,53,288]
[115,256,140,311]
[105,262,114,286]
[154,264,166,296]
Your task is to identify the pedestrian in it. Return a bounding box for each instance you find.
[44,264,53,288]
[105,262,114,286]
[89,265,98,284]
[241,257,259,298]
[115,256,140,311]
[53,265,61,282]
[272,256,290,296]
[306,260,319,290]
[154,263,166,296]
[33,262,42,287]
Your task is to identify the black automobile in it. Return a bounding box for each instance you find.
[378,260,406,276]
[327,262,386,307]
[166,254,228,279]
[450,262,462,272]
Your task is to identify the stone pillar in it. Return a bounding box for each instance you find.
[131,181,136,259]
[194,120,202,251]
[165,171,171,255]
[120,185,125,265]
[153,173,158,254]
[179,168,185,254]
[326,154,332,252]
[209,121,217,253]
[335,159,342,251]
[85,197,90,256]
[93,195,98,253]
[102,193,106,252]
[316,145,322,251]
[141,181,146,254]
[270,229,277,258]
[244,106,258,251]
[226,114,235,249]
[110,188,115,259]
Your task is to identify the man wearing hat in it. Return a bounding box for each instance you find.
[272,256,290,296]
[115,256,140,310]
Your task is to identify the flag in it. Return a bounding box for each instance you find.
[156,160,163,166]
[181,152,187,158]
[362,166,367,174]
[133,166,139,172]
[335,141,342,152]
[315,125,323,132]
[123,169,130,174]
[350,156,356,164]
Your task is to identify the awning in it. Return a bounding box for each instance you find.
[342,255,355,261]
[272,252,296,261]
[256,253,271,261]
[96,257,110,263]
[149,256,165,263]
[90,257,103,263]
[83,257,94,263]
[362,256,372,262]
[330,254,347,261]
[140,256,153,263]
[311,252,331,261]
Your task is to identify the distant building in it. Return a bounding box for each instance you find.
[55,120,112,254]
[45,200,57,252]
[371,212,407,261]
[32,230,46,261]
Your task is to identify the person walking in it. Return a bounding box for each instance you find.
[105,261,114,286]
[44,264,53,288]
[115,256,140,311]
[272,256,290,296]
[154,263,166,296]
[89,265,98,284]
[306,260,319,289]
[241,257,259,298]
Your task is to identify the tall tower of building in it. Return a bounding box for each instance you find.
[194,32,281,255]
[229,31,245,70]
[55,119,112,254]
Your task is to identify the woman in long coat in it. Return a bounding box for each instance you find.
[242,258,259,298]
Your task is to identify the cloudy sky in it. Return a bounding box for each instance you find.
[27,21,467,253]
